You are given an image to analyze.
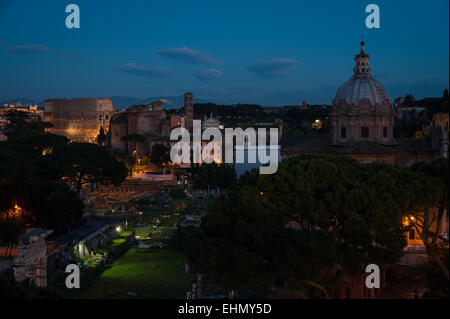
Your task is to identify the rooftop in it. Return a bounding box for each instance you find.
[281,133,442,155]
[48,220,110,250]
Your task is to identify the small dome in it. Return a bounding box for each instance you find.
[334,76,391,106]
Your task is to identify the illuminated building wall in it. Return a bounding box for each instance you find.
[110,104,169,155]
[44,98,116,142]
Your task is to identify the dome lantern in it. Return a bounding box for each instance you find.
[353,41,371,77]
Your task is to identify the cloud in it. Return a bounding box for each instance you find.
[157,47,220,66]
[117,63,173,78]
[194,68,221,82]
[248,58,299,79]
[0,40,7,46]
[7,44,51,54]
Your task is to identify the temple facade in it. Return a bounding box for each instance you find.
[110,103,169,156]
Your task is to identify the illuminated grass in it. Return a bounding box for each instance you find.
[119,231,132,238]
[84,248,194,299]
[110,238,126,248]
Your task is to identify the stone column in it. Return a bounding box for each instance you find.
[35,256,48,288]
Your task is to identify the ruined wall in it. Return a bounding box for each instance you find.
[44,98,116,142]
[110,121,127,153]
[110,106,168,155]
[13,229,53,288]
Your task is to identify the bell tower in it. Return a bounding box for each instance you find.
[184,92,193,132]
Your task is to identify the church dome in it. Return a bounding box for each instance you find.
[334,76,390,106]
[333,41,391,107]
[330,41,395,146]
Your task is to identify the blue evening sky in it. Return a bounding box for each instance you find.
[0,0,448,105]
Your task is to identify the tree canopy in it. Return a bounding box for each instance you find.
[410,159,449,280]
[1,110,67,153]
[194,162,236,190]
[96,127,106,146]
[0,123,127,250]
[49,142,127,195]
[0,143,83,251]
[150,143,171,168]
[182,155,444,297]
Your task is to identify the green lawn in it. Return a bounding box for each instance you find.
[119,231,132,237]
[84,248,194,299]
[110,238,126,248]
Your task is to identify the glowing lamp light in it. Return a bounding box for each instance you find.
[9,204,24,218]
[116,226,122,233]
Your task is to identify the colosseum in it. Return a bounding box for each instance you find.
[44,98,116,142]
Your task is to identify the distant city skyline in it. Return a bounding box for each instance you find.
[0,0,448,106]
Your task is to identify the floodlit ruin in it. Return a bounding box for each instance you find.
[44,98,116,142]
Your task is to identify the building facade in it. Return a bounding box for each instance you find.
[110,103,169,156]
[110,93,195,157]
[44,98,116,142]
[331,42,395,146]
[0,102,44,141]
[283,42,448,166]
